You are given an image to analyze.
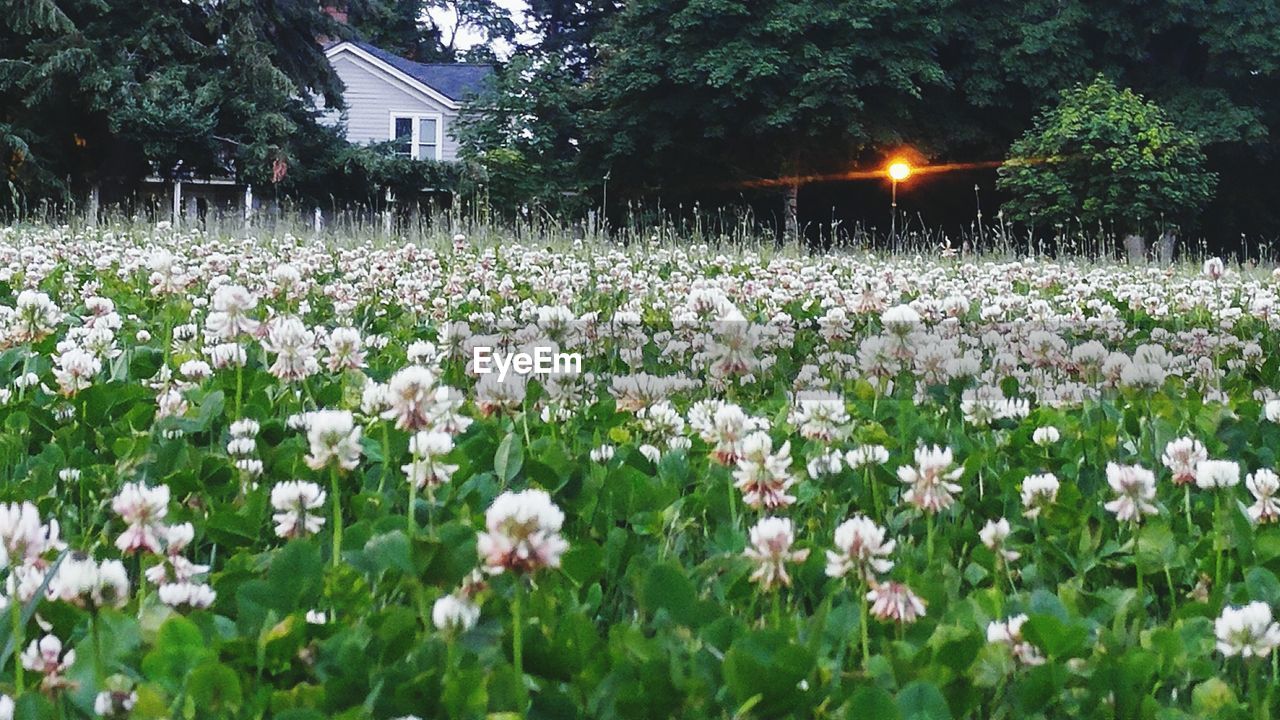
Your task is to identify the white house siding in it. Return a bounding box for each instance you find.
[327,53,462,162]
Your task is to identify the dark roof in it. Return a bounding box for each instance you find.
[349,42,493,102]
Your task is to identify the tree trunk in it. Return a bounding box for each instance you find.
[1123,234,1146,264]
[1158,230,1177,265]
[783,184,799,243]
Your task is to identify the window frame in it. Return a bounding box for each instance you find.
[388,111,444,161]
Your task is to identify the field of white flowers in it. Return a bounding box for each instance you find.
[0,222,1276,719]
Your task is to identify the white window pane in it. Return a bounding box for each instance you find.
[418,144,437,161]
[419,117,437,140]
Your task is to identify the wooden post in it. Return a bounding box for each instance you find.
[383,187,393,235]
[243,184,253,229]
[314,207,322,235]
[172,180,182,227]
[87,184,100,228]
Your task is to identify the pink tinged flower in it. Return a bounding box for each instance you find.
[324,326,367,372]
[112,482,170,555]
[303,410,362,472]
[744,517,809,591]
[476,489,569,575]
[263,316,319,382]
[979,518,1021,562]
[383,366,438,431]
[1161,437,1207,486]
[1246,469,1280,524]
[732,432,798,510]
[20,634,74,690]
[270,481,327,539]
[1216,602,1280,658]
[825,515,894,583]
[1103,463,1158,524]
[986,614,1045,666]
[866,581,927,625]
[0,501,62,568]
[897,445,963,513]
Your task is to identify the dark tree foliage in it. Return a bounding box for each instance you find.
[346,0,518,63]
[583,0,948,194]
[0,0,345,208]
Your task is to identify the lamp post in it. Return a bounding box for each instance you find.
[887,161,911,242]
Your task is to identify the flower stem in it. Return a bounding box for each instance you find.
[11,598,23,694]
[330,466,343,568]
[858,579,870,669]
[512,579,524,680]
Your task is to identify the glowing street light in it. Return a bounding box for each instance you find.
[886,160,912,241]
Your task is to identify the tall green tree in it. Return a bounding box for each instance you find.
[585,0,948,236]
[0,0,345,209]
[997,76,1217,246]
[346,0,518,62]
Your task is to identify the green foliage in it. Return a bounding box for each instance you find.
[998,76,1218,234]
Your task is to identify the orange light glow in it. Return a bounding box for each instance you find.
[887,161,912,182]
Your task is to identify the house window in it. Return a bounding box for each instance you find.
[390,113,441,161]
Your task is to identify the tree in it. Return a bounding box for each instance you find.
[0,0,345,210]
[345,0,518,62]
[584,0,948,238]
[997,75,1217,255]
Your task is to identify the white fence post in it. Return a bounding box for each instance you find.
[243,184,253,230]
[172,180,182,227]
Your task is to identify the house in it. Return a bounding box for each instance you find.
[322,41,493,163]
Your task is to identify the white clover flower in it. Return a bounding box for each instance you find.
[846,445,889,469]
[325,326,367,371]
[304,410,362,472]
[744,517,809,591]
[590,444,616,463]
[52,347,101,396]
[20,634,74,689]
[1195,459,1240,490]
[432,594,480,632]
[271,481,327,539]
[979,518,1020,562]
[402,431,458,489]
[1216,602,1280,658]
[158,582,217,610]
[1103,463,1158,523]
[1246,469,1280,524]
[1265,400,1280,424]
[0,501,62,568]
[112,482,170,555]
[205,284,259,340]
[897,445,963,513]
[477,489,568,575]
[93,688,136,718]
[825,515,894,582]
[866,581,926,625]
[1203,257,1226,280]
[1162,437,1207,486]
[1031,426,1060,446]
[263,316,319,382]
[1020,473,1060,519]
[384,365,438,430]
[986,614,1045,666]
[732,432,797,510]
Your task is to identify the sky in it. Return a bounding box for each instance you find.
[426,0,535,59]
